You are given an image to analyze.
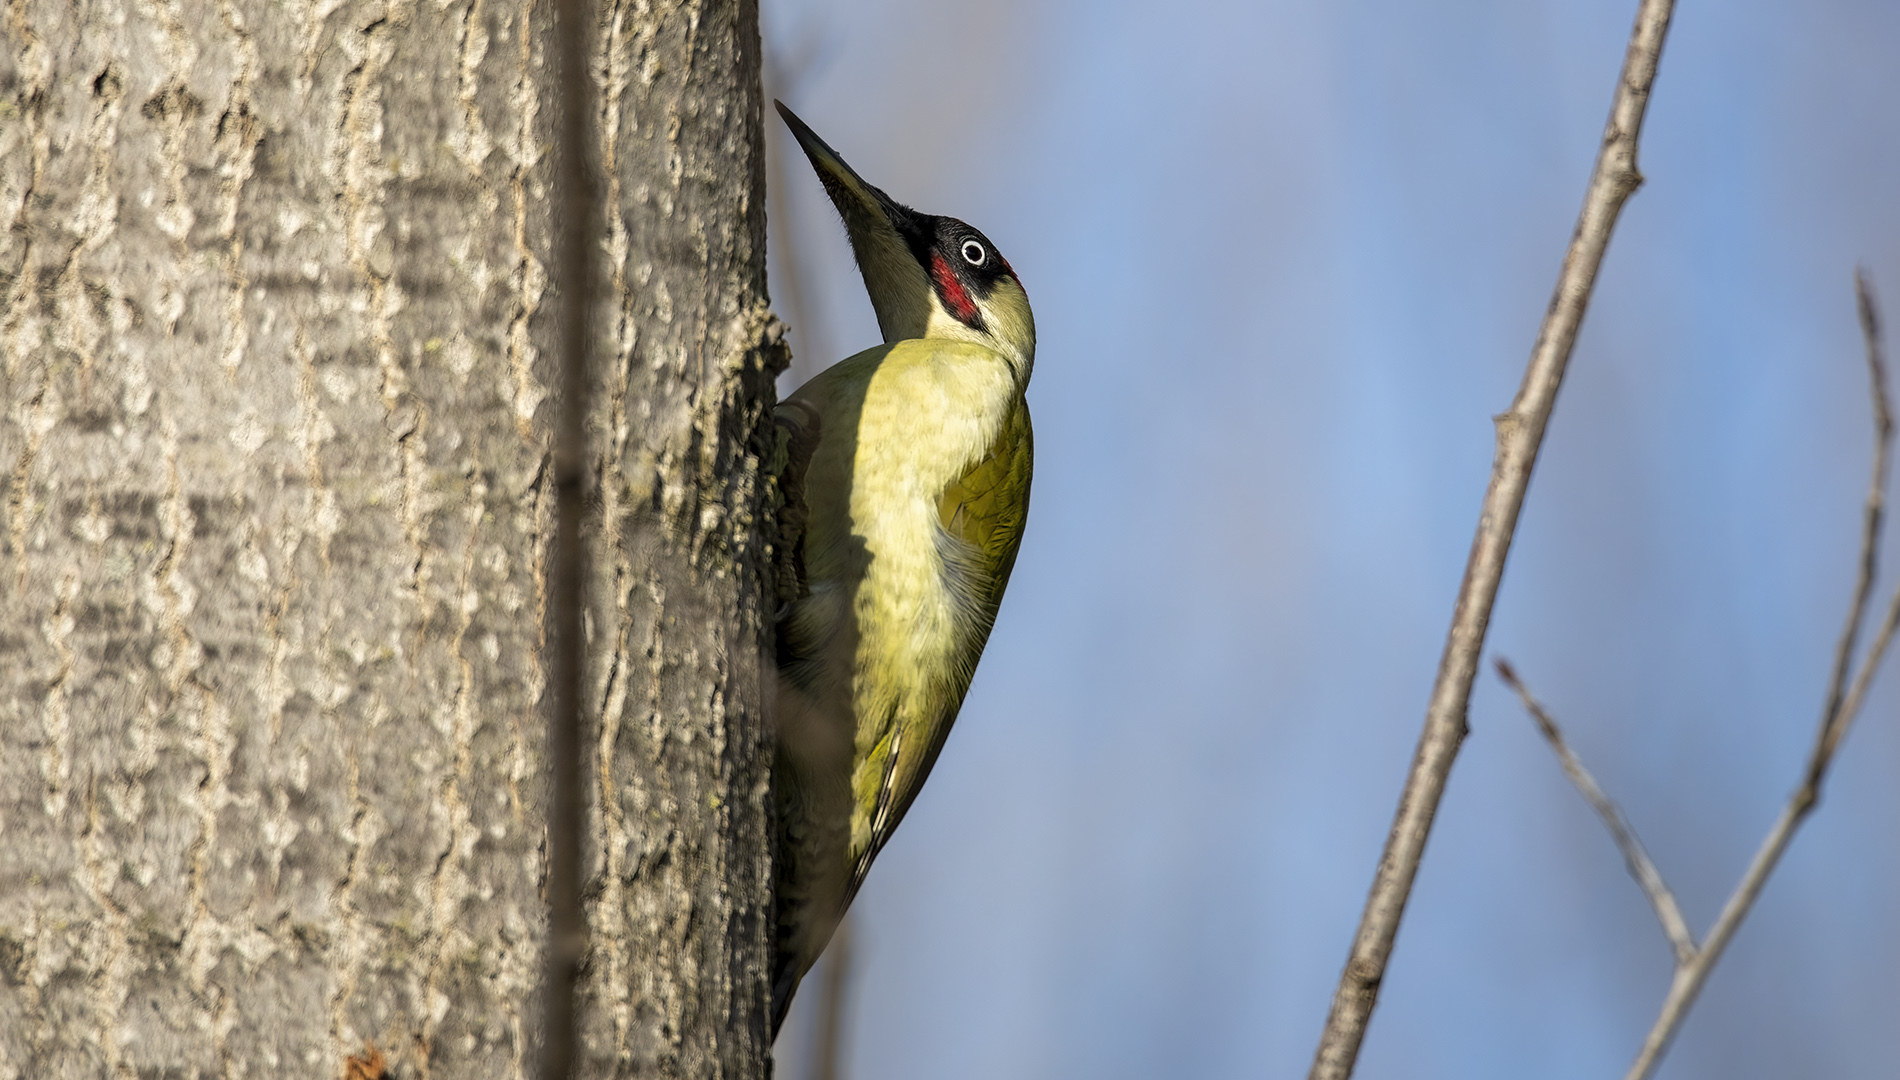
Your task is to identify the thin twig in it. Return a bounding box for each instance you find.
[1620,272,1894,1080]
[1499,276,1891,1080]
[1305,3,1677,1076]
[1824,272,1894,760]
[1835,579,1900,756]
[1494,659,1694,964]
[543,0,598,1076]
[1815,268,1892,762]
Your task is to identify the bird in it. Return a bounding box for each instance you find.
[768,100,1035,1038]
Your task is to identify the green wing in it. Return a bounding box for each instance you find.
[846,395,1034,899]
[943,397,1033,598]
[936,395,1034,667]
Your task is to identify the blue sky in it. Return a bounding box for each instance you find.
[761,1,1900,1076]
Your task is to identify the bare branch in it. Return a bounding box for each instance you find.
[1835,577,1900,761]
[1815,269,1892,765]
[1494,660,1694,964]
[1498,278,1891,1080]
[1824,271,1894,761]
[1620,272,1895,1080]
[1305,2,1678,1075]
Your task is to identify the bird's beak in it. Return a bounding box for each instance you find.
[775,100,910,242]
[776,101,934,342]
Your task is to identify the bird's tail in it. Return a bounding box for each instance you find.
[770,945,801,1040]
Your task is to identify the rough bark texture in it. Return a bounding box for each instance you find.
[0,1,780,1076]
[581,0,781,1075]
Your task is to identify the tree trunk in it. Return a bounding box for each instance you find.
[0,1,779,1076]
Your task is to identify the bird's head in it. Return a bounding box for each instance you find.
[777,101,1034,374]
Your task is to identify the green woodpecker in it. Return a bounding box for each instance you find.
[769,101,1034,1036]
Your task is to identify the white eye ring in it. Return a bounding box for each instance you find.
[960,239,986,266]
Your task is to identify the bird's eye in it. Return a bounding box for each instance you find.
[960,239,986,266]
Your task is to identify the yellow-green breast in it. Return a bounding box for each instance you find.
[772,334,1032,999]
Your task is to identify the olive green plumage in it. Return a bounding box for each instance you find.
[770,103,1036,1035]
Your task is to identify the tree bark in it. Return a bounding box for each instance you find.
[582,0,781,1075]
[0,1,780,1076]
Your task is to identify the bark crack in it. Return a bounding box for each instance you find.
[327,727,384,1065]
[586,8,665,1058]
[9,56,124,584]
[336,4,431,611]
[452,0,495,173]
[505,0,547,441]
[142,0,200,260]
[213,0,261,375]
[416,479,486,1077]
[591,7,637,1048]
[1,1,51,384]
[502,11,547,1071]
[38,571,78,818]
[79,774,137,1079]
[157,420,238,1073]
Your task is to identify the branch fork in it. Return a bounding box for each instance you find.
[1498,271,1891,1080]
[1307,2,1679,1075]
